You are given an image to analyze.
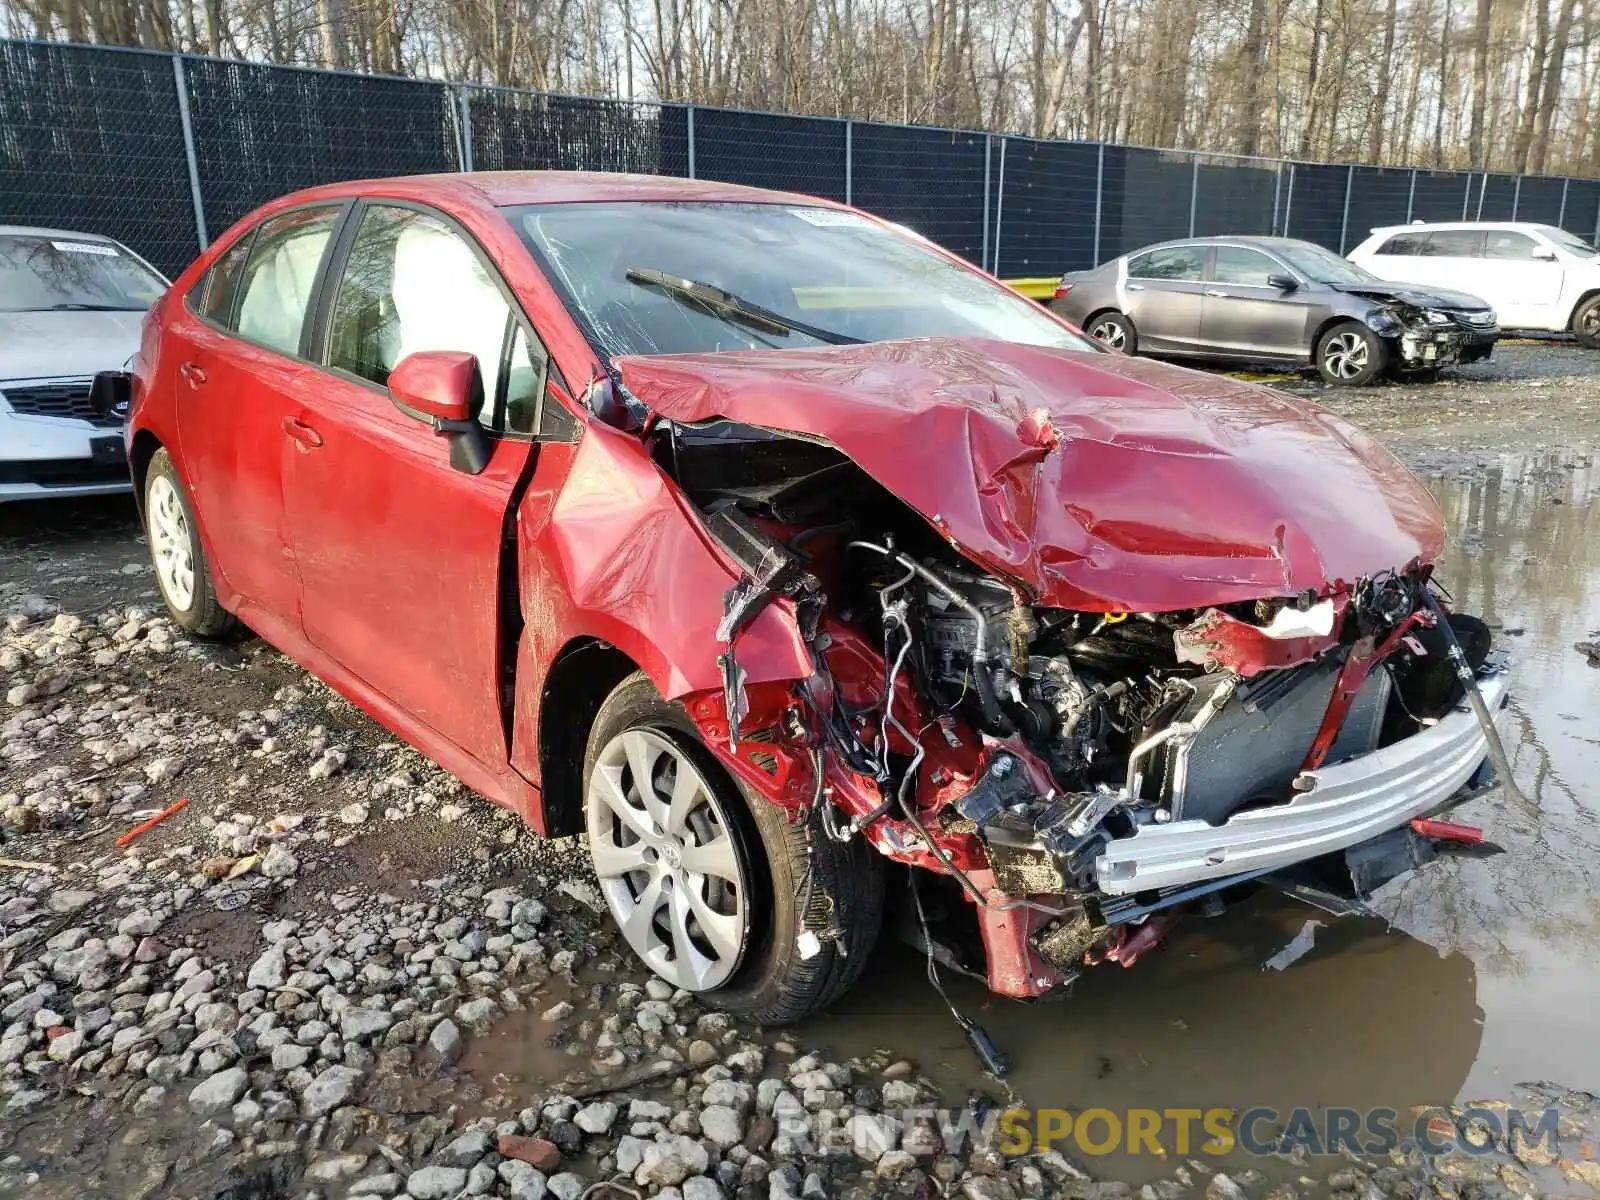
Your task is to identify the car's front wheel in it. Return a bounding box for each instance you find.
[1085,310,1137,354]
[1317,321,1385,386]
[144,449,237,638]
[582,672,882,1023]
[1573,294,1600,350]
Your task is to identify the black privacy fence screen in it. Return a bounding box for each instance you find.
[4,37,1600,282]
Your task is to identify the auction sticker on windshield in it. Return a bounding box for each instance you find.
[50,240,119,256]
[788,207,876,228]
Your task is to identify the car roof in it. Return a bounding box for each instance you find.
[1119,235,1314,257]
[0,224,123,242]
[278,171,841,211]
[1365,220,1552,235]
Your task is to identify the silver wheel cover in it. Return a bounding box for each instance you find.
[147,474,196,611]
[585,728,749,991]
[1322,331,1370,380]
[1089,318,1127,351]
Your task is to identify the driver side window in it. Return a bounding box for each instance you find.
[326,205,548,433]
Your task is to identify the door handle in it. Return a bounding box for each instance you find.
[281,416,323,450]
[1203,289,1228,298]
[1126,283,1146,291]
[179,361,207,386]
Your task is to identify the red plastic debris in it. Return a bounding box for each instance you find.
[1410,817,1485,845]
[115,797,189,848]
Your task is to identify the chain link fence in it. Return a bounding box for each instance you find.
[5,36,1600,283]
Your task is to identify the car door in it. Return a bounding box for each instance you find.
[1412,229,1486,294]
[169,204,344,632]
[1121,245,1208,352]
[1198,245,1312,359]
[1481,229,1563,328]
[282,201,546,772]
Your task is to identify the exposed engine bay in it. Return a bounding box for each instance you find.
[659,421,1513,1009]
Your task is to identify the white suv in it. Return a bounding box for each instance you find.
[1348,221,1600,348]
[1,226,168,503]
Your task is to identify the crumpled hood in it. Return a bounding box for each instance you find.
[616,337,1446,613]
[1331,282,1492,311]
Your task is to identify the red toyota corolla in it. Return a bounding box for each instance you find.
[129,172,1512,1029]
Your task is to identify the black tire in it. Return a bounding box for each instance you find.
[1084,310,1137,355]
[1316,320,1386,386]
[144,449,238,638]
[1573,295,1600,350]
[582,672,883,1024]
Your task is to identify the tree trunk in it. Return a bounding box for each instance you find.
[1237,0,1268,154]
[1531,0,1578,172]
[1512,0,1549,173]
[1467,0,1493,167]
[1366,0,1397,161]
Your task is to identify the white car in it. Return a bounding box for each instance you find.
[1348,221,1600,347]
[1,225,169,503]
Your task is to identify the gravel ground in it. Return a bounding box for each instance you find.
[1,343,1598,1200]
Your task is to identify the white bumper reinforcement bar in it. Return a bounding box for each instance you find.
[1094,667,1512,895]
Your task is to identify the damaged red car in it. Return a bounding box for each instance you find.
[126,173,1515,1031]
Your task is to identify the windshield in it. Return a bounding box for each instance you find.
[509,202,1093,358]
[0,235,167,312]
[1538,226,1599,257]
[1275,241,1377,285]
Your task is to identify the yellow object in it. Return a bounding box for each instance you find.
[1002,277,1062,301]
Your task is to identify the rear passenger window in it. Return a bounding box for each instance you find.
[193,232,255,325]
[1378,233,1428,256]
[1483,231,1538,260]
[1128,246,1205,281]
[1420,230,1483,258]
[326,204,545,433]
[233,207,340,354]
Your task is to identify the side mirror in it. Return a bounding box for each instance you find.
[388,351,491,476]
[1267,273,1299,291]
[1531,247,1558,262]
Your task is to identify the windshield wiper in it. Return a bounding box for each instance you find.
[624,267,861,346]
[35,303,145,312]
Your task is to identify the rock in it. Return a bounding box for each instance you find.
[272,1044,312,1071]
[575,1100,618,1134]
[499,1134,562,1172]
[301,1064,363,1118]
[1206,1175,1250,1200]
[116,908,161,937]
[307,1154,370,1183]
[310,748,348,780]
[47,1030,84,1063]
[407,1166,469,1199]
[547,1175,585,1200]
[541,1001,574,1022]
[877,1150,919,1180]
[425,1017,464,1065]
[48,890,95,914]
[845,1113,899,1159]
[439,803,467,823]
[455,996,501,1032]
[188,1067,249,1115]
[466,1163,497,1195]
[499,1159,548,1200]
[260,844,299,878]
[338,803,368,824]
[615,1136,649,1175]
[340,1008,394,1042]
[349,1172,404,1196]
[683,1177,725,1200]
[637,1135,711,1187]
[442,1129,493,1167]
[701,1104,745,1149]
[959,1178,1018,1200]
[247,946,287,990]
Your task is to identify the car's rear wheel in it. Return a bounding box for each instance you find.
[1317,321,1385,386]
[582,672,882,1023]
[1573,295,1600,350]
[144,449,237,638]
[1085,310,1136,354]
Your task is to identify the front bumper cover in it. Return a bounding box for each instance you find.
[1093,665,1511,895]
